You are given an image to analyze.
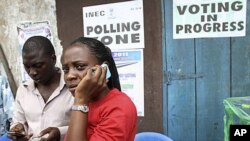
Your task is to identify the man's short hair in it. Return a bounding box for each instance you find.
[22,36,55,56]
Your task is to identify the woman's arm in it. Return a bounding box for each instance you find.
[66,66,107,141]
[66,100,88,141]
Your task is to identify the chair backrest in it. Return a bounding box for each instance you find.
[134,132,173,141]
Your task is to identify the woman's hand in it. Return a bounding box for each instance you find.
[74,65,108,103]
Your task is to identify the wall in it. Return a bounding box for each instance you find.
[0,0,61,89]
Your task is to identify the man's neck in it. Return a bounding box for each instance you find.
[36,69,61,103]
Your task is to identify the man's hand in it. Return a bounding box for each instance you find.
[39,127,61,141]
[8,123,33,141]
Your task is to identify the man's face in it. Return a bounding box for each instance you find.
[22,49,55,84]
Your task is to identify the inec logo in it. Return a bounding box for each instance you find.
[85,10,105,18]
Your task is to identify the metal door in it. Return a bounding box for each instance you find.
[162,0,250,141]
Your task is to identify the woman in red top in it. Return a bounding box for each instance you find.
[61,37,137,141]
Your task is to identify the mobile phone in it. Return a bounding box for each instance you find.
[101,63,111,79]
[7,131,25,137]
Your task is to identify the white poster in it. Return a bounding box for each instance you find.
[17,21,53,82]
[173,0,247,39]
[83,0,144,50]
[83,0,144,116]
[112,49,144,116]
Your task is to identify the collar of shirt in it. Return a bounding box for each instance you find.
[22,69,66,102]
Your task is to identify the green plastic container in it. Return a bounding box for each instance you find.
[223,97,250,141]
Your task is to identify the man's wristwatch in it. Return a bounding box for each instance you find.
[71,105,89,113]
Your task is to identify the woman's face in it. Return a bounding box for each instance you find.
[61,45,98,95]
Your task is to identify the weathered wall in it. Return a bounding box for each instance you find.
[0,0,61,88]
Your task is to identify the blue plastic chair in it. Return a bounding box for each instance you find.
[0,133,12,141]
[134,132,173,141]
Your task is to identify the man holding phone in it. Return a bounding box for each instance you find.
[6,36,74,141]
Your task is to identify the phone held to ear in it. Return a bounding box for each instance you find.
[101,63,111,79]
[7,131,25,137]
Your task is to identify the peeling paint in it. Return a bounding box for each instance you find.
[0,0,61,86]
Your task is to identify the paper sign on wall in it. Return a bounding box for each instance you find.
[83,0,145,116]
[173,0,247,39]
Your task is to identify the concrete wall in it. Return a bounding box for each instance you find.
[0,0,61,87]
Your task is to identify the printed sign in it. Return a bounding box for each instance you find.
[83,0,145,116]
[17,21,52,82]
[173,0,247,39]
[112,49,144,116]
[83,0,144,50]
